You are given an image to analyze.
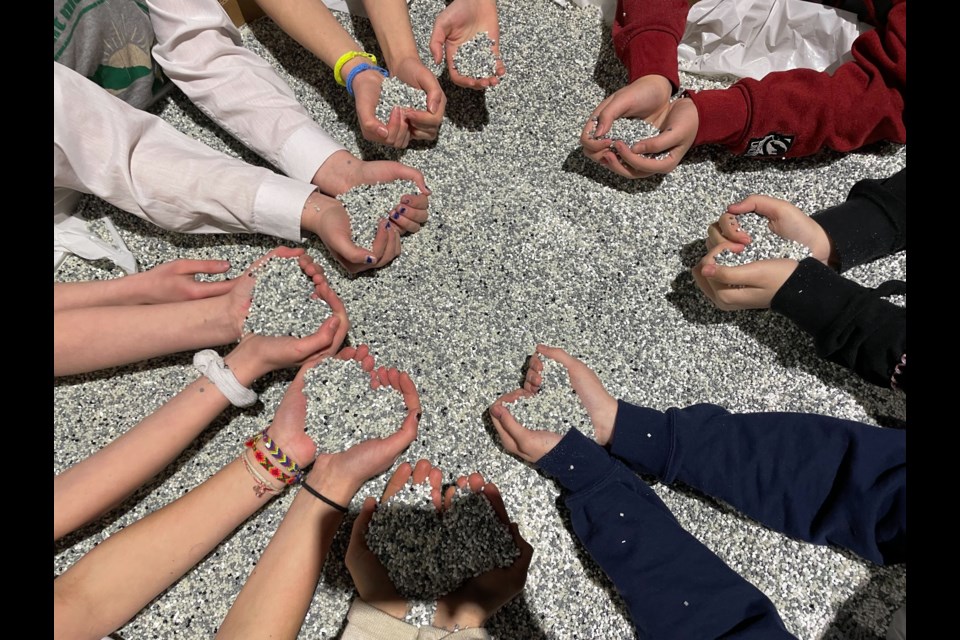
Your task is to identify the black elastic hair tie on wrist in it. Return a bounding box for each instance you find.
[300,480,349,513]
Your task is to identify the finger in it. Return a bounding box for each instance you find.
[384,407,419,453]
[270,246,306,260]
[703,261,768,287]
[523,367,541,393]
[382,462,413,502]
[443,484,458,511]
[480,481,510,525]
[509,522,534,571]
[299,315,341,355]
[374,366,391,388]
[193,279,236,298]
[613,140,677,176]
[717,213,752,245]
[727,194,782,219]
[323,217,378,268]
[428,21,447,65]
[600,150,653,180]
[489,407,520,456]
[185,259,232,276]
[336,346,357,361]
[467,472,484,493]
[382,108,406,149]
[347,496,378,553]
[706,222,726,250]
[390,208,422,234]
[412,458,433,485]
[535,344,577,370]
[406,107,442,137]
[428,466,444,511]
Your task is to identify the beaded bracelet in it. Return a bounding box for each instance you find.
[346,62,389,97]
[334,50,378,86]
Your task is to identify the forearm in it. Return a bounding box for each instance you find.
[254,0,364,69]
[538,431,793,639]
[53,347,267,540]
[361,0,419,68]
[612,0,688,87]
[54,458,274,640]
[147,0,345,182]
[54,61,314,241]
[609,401,907,564]
[218,457,356,639]
[771,258,906,390]
[53,277,142,312]
[53,296,235,376]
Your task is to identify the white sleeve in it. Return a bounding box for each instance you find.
[53,61,315,241]
[147,0,346,184]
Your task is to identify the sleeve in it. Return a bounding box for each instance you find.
[537,429,796,640]
[687,0,906,158]
[812,169,906,273]
[607,401,907,565]
[146,0,346,184]
[770,258,906,391]
[612,0,690,90]
[54,61,315,241]
[341,599,420,640]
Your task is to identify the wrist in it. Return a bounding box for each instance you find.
[223,340,272,387]
[312,150,360,196]
[305,454,361,507]
[434,598,487,630]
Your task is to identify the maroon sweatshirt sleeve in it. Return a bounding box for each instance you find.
[612,0,690,91]
[687,0,906,158]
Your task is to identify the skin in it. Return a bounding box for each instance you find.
[429,0,506,89]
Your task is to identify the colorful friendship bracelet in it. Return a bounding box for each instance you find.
[245,434,298,486]
[334,50,378,86]
[346,62,389,97]
[259,430,304,483]
[240,448,283,497]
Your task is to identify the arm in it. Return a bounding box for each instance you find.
[146,0,346,185]
[612,0,689,90]
[608,401,907,565]
[54,60,315,242]
[687,0,905,158]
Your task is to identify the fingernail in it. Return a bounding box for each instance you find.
[385,221,392,229]
[402,197,410,205]
[399,207,406,214]
[392,212,401,219]
[416,412,422,422]
[365,256,374,264]
[377,126,388,137]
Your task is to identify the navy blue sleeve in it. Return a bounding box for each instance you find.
[538,429,796,640]
[608,401,907,565]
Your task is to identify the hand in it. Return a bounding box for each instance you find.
[304,346,421,507]
[434,472,533,630]
[300,191,403,274]
[345,459,443,619]
[609,97,698,178]
[351,65,414,148]
[429,0,506,89]
[581,75,673,175]
[311,151,431,235]
[706,194,834,265]
[524,345,618,447]
[691,241,799,311]
[489,391,561,464]
[390,57,447,141]
[126,258,234,304]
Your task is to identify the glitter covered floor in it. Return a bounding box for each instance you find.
[53,2,907,638]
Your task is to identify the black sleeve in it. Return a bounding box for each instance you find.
[813,168,906,272]
[771,258,906,391]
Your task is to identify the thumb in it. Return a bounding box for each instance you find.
[703,262,758,287]
[323,227,377,267]
[393,163,429,195]
[348,497,377,550]
[429,20,446,65]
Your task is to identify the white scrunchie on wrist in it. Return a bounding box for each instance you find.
[193,349,258,408]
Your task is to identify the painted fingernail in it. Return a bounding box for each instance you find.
[399,207,406,214]
[365,256,373,264]
[392,212,401,219]
[416,412,422,422]
[385,221,392,229]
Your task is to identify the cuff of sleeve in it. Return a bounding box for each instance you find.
[419,624,491,639]
[537,429,617,494]
[688,86,751,151]
[278,124,347,184]
[608,400,675,480]
[252,174,318,242]
[342,599,418,640]
[615,29,682,90]
[770,257,864,339]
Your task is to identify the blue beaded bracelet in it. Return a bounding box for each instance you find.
[346,62,390,97]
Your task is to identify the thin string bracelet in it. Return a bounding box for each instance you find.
[300,481,348,513]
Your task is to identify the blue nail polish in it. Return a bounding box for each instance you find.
[399,207,406,214]
[392,212,400,219]
[365,256,373,264]
[385,221,392,229]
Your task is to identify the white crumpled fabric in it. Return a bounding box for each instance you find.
[54,188,138,275]
[551,0,867,80]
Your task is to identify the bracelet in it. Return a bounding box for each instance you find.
[260,430,305,483]
[245,433,299,486]
[193,350,258,407]
[300,481,349,513]
[346,62,389,97]
[240,448,283,498]
[334,50,378,86]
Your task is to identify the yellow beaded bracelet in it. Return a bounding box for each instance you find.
[334,51,378,86]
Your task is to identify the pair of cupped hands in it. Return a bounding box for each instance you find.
[349,0,506,150]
